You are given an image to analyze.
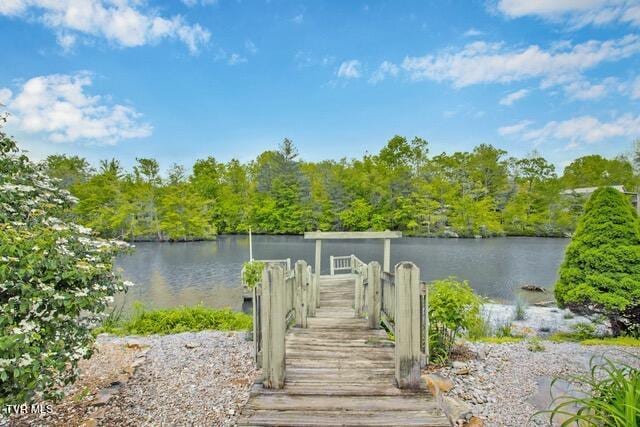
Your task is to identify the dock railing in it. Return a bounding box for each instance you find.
[251,259,315,388]
[249,255,427,390]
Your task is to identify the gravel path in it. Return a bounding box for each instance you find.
[436,341,640,426]
[100,332,257,426]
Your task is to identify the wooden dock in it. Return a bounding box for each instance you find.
[237,275,448,426]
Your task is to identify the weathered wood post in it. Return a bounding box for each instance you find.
[354,271,363,317]
[329,255,335,276]
[383,238,391,273]
[294,260,308,328]
[367,261,381,329]
[306,265,316,317]
[261,264,286,388]
[315,239,321,308]
[394,262,421,389]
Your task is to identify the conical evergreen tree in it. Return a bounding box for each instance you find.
[555,187,640,335]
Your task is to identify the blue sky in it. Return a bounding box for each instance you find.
[1,0,639,172]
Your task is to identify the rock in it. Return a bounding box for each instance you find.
[455,368,470,375]
[79,418,98,427]
[423,373,454,395]
[476,349,487,361]
[441,396,472,426]
[185,342,201,349]
[452,361,467,369]
[466,416,484,426]
[521,285,546,293]
[126,341,144,350]
[533,300,556,307]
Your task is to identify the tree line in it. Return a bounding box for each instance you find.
[44,136,640,241]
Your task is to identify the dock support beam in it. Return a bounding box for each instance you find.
[383,238,391,273]
[261,265,286,389]
[394,262,421,389]
[294,260,308,328]
[367,261,381,329]
[314,239,321,308]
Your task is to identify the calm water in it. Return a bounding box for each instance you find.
[114,235,569,313]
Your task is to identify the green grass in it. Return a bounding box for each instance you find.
[95,304,253,336]
[473,336,523,344]
[580,337,640,347]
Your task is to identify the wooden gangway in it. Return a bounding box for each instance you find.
[238,252,448,426]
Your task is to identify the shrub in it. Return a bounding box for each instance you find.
[0,118,130,406]
[555,187,640,336]
[96,304,252,335]
[242,260,265,288]
[539,355,640,426]
[428,277,483,361]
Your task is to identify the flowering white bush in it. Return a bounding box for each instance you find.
[0,114,130,405]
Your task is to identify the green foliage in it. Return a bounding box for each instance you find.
[96,304,252,335]
[0,117,129,406]
[555,187,640,336]
[539,355,640,427]
[243,261,265,288]
[550,322,599,342]
[580,337,640,347]
[527,337,545,352]
[474,336,523,344]
[514,297,528,321]
[428,277,483,361]
[54,136,637,240]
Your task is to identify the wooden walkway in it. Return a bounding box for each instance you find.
[238,275,448,426]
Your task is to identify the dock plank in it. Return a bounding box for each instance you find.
[238,276,448,427]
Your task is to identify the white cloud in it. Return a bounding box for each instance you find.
[337,60,362,79]
[501,114,640,148]
[498,120,533,136]
[1,73,152,145]
[631,76,640,99]
[463,28,484,37]
[0,88,12,105]
[182,0,218,6]
[245,40,257,55]
[400,35,640,88]
[0,0,210,54]
[369,61,399,84]
[496,0,640,28]
[292,14,304,24]
[499,88,529,105]
[228,53,247,65]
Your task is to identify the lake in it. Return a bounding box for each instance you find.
[114,235,569,313]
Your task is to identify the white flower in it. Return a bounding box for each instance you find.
[17,354,33,367]
[123,280,136,288]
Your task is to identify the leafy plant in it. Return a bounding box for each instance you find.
[428,277,483,361]
[539,355,640,426]
[496,321,514,338]
[580,337,640,347]
[96,304,252,335]
[514,296,528,321]
[551,322,599,343]
[0,117,130,406]
[555,187,640,336]
[527,337,545,352]
[242,260,265,289]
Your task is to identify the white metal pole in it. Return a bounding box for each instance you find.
[249,227,253,261]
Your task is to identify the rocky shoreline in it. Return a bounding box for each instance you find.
[427,341,640,426]
[6,330,638,426]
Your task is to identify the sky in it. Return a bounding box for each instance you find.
[1,0,639,173]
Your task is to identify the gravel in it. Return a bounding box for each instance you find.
[437,341,640,426]
[100,331,257,426]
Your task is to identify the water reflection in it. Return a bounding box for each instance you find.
[114,236,569,314]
